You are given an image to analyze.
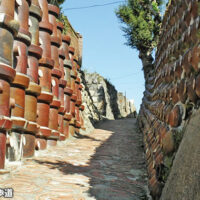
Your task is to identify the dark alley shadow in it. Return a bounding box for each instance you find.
[34,119,148,200]
[74,131,102,142]
[104,79,121,119]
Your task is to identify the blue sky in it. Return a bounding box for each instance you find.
[62,0,145,111]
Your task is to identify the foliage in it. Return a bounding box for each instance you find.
[58,13,69,34]
[116,0,164,55]
[48,0,68,34]
[48,0,65,7]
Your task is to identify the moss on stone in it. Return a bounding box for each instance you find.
[173,129,185,151]
[159,128,185,183]
[161,154,174,183]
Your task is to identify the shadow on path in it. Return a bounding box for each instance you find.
[34,118,149,200]
[73,132,102,142]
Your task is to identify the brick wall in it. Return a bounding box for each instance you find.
[138,0,200,198]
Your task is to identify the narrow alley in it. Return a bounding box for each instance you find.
[0,118,149,200]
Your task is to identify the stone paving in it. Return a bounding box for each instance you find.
[0,118,149,200]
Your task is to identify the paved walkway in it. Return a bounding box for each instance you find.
[0,118,149,200]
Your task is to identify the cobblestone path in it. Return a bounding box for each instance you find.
[0,118,149,200]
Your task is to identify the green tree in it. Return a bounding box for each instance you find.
[116,0,164,74]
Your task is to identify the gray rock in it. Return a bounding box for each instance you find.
[79,70,136,133]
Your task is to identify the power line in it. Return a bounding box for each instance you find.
[63,1,125,11]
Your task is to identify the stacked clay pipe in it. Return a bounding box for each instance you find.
[0,0,84,169]
[9,0,33,161]
[0,0,19,168]
[26,0,42,154]
[69,47,78,136]
[36,0,54,150]
[47,3,62,146]
[138,0,200,198]
[62,35,73,138]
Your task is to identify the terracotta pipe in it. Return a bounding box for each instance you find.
[71,70,77,95]
[0,131,6,169]
[69,47,75,64]
[64,87,73,114]
[58,49,67,113]
[78,84,83,102]
[69,45,81,136]
[58,112,65,140]
[8,0,34,161]
[70,94,77,118]
[63,87,72,138]
[61,35,74,139]
[14,0,31,74]
[36,0,54,149]
[75,100,82,132]
[10,70,30,161]
[58,48,65,80]
[58,36,67,140]
[57,22,64,47]
[74,78,82,133]
[79,105,85,130]
[47,3,62,146]
[76,83,83,129]
[48,4,61,71]
[75,77,80,96]
[69,94,77,136]
[38,0,53,67]
[11,0,31,117]
[28,0,43,84]
[73,56,80,72]
[62,35,72,88]
[37,93,53,140]
[49,98,61,130]
[19,0,43,157]
[69,118,75,137]
[63,113,72,138]
[0,0,19,168]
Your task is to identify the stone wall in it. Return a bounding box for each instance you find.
[118,92,136,118]
[138,0,200,199]
[80,71,136,132]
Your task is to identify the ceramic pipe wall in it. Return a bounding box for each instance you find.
[25,0,43,156]
[57,23,67,141]
[9,0,31,161]
[0,0,84,168]
[36,0,54,150]
[62,36,73,138]
[47,4,61,146]
[69,47,77,136]
[0,0,19,168]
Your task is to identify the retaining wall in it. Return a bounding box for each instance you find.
[138,0,200,199]
[0,0,84,169]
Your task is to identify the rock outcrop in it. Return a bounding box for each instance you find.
[80,71,136,132]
